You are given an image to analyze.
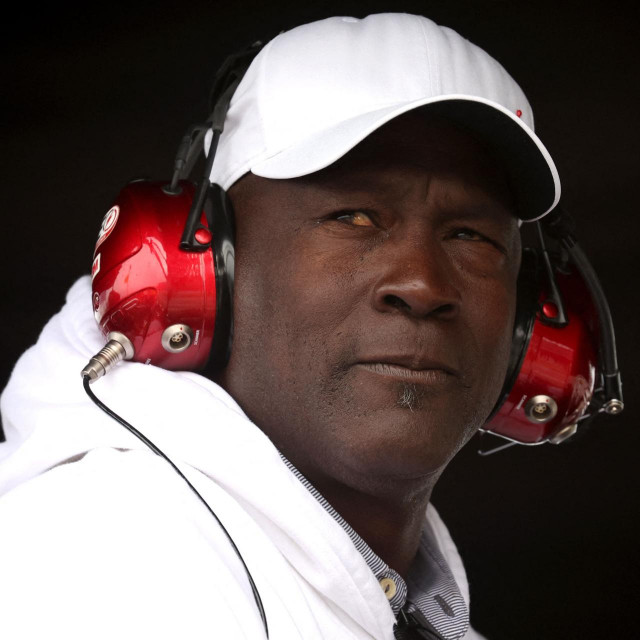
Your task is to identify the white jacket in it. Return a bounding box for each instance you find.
[0,277,485,640]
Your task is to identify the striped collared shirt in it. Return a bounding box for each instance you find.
[281,457,470,640]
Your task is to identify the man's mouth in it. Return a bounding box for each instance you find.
[356,363,454,383]
[354,355,459,383]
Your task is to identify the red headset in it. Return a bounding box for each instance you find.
[87,43,624,449]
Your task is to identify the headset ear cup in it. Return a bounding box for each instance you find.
[205,183,235,370]
[485,248,539,421]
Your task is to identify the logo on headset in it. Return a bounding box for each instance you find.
[95,206,120,251]
[91,254,101,281]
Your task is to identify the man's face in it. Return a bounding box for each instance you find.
[218,112,521,495]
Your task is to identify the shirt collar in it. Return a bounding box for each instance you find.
[280,455,470,640]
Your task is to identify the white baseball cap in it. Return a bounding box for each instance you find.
[209,13,561,221]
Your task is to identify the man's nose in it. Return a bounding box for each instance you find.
[371,236,461,320]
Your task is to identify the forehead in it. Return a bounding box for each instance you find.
[231,110,517,219]
[307,112,513,203]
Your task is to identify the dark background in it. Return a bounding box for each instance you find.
[2,1,638,638]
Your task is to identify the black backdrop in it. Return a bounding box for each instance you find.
[2,1,638,638]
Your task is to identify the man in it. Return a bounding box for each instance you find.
[0,14,559,640]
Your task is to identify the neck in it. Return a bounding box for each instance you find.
[300,465,439,578]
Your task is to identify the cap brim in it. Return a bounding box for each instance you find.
[250,95,560,221]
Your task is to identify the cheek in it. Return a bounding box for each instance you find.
[464,277,517,406]
[232,241,352,377]
[275,237,362,320]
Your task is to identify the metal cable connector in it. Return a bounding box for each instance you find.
[81,331,135,382]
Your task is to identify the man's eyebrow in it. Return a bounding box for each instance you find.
[442,207,518,228]
[294,172,384,192]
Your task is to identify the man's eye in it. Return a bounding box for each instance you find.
[453,227,506,253]
[335,211,375,227]
[454,228,485,240]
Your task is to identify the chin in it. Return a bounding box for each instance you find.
[335,408,478,489]
[339,371,499,478]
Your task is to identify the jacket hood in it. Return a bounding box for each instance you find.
[0,276,472,639]
[0,277,400,636]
